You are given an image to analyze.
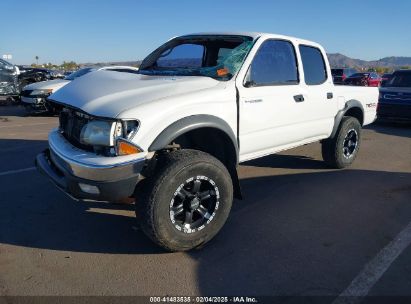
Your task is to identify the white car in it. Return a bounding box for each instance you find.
[36,32,378,251]
[20,66,138,111]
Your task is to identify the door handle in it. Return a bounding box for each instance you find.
[294,94,304,102]
[327,92,333,99]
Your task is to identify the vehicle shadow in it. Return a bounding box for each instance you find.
[0,170,163,254]
[0,138,163,255]
[190,166,411,296]
[0,104,54,117]
[1,138,411,272]
[243,153,328,170]
[366,122,411,138]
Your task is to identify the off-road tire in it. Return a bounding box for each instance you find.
[321,117,361,168]
[136,149,233,251]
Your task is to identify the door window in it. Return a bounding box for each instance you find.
[299,45,327,85]
[244,40,299,87]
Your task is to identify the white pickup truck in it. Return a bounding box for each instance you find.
[36,32,378,251]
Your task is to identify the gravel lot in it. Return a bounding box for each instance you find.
[1,103,410,300]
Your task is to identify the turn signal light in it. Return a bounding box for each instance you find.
[116,139,142,155]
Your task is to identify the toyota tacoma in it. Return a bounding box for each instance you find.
[36,32,378,251]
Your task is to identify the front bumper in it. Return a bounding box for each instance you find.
[35,131,146,201]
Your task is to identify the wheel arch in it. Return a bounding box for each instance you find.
[331,100,364,138]
[148,115,242,199]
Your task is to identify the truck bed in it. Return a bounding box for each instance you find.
[334,85,379,125]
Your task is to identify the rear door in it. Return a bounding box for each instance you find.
[297,45,337,138]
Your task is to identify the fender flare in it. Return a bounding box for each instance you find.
[148,114,239,163]
[330,99,364,138]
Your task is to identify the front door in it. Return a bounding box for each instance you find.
[237,39,307,160]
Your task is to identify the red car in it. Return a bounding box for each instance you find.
[344,72,381,87]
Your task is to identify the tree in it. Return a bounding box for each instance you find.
[61,61,79,71]
[374,66,391,74]
[35,56,39,65]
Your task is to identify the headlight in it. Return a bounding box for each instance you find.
[30,89,53,96]
[79,119,141,155]
[80,121,116,146]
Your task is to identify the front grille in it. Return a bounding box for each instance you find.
[59,107,94,151]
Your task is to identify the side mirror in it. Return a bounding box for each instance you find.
[243,67,256,87]
[244,80,256,88]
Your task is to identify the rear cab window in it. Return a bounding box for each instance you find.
[299,45,328,85]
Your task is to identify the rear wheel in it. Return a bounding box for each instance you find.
[322,117,361,168]
[136,149,233,251]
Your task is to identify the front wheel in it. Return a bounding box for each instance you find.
[136,149,233,251]
[321,117,361,169]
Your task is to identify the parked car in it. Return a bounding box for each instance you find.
[36,32,378,251]
[380,73,393,87]
[344,72,381,87]
[0,59,20,97]
[64,70,76,77]
[17,66,57,89]
[331,68,357,84]
[20,66,139,112]
[378,70,411,122]
[51,70,66,79]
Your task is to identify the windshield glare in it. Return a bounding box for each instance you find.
[65,67,95,80]
[138,35,254,80]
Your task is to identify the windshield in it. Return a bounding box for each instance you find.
[138,35,255,80]
[65,67,95,80]
[385,72,411,87]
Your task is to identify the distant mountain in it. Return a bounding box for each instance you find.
[327,53,411,69]
[79,61,141,68]
[82,55,411,71]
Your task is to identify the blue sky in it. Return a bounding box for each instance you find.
[2,0,410,65]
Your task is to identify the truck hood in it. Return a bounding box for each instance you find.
[50,70,221,117]
[24,79,70,91]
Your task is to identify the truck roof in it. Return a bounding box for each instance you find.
[184,31,322,48]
